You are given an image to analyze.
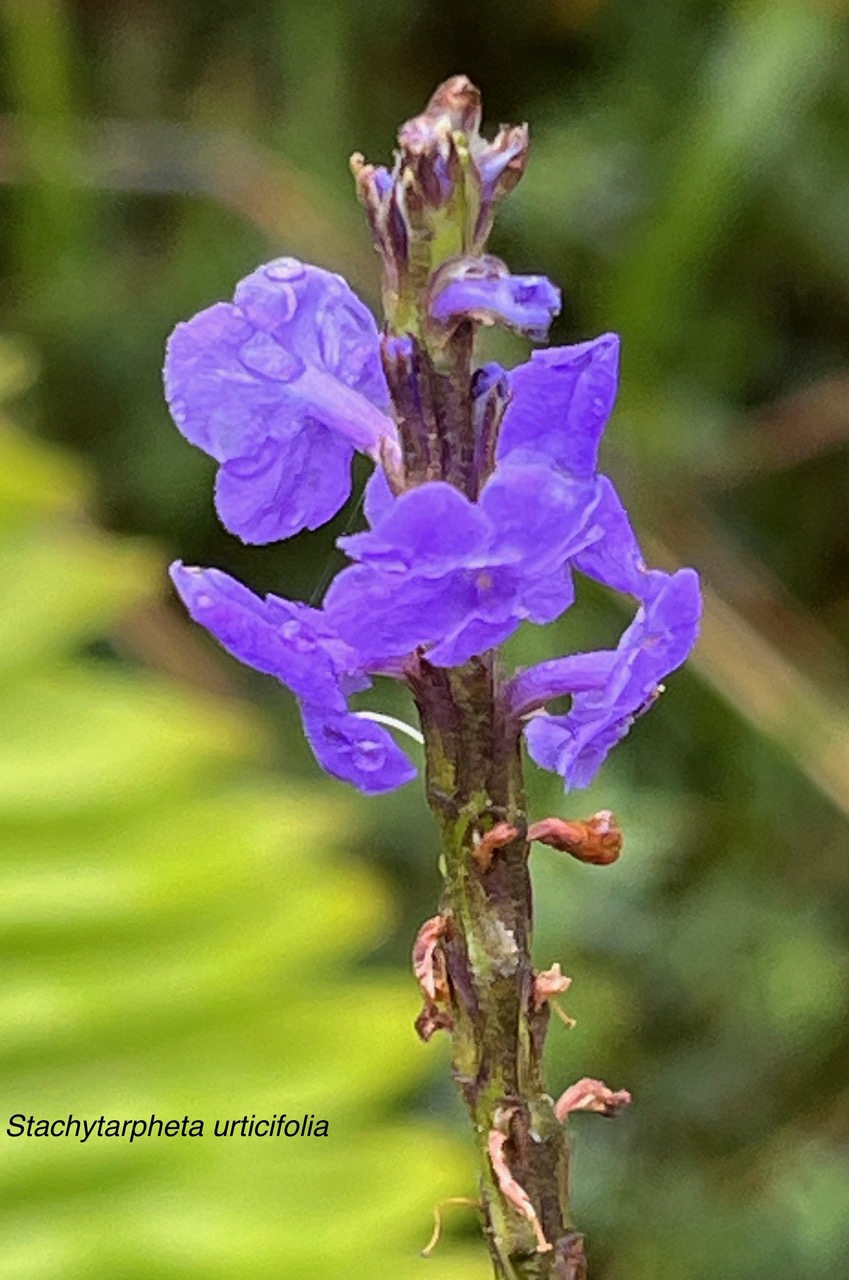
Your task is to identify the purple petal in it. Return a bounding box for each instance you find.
[509,651,618,717]
[573,476,648,596]
[330,465,599,667]
[339,481,492,573]
[496,334,620,477]
[605,568,701,702]
[324,562,478,665]
[426,612,522,668]
[525,713,631,791]
[165,258,397,542]
[328,554,578,671]
[480,462,600,569]
[522,568,702,790]
[424,561,579,668]
[169,562,360,710]
[517,564,577,626]
[431,268,560,341]
[233,259,390,418]
[472,124,529,201]
[215,425,353,545]
[362,465,396,527]
[164,303,284,462]
[300,704,416,794]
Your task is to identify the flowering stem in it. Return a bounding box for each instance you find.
[164,75,700,1277]
[409,655,587,1279]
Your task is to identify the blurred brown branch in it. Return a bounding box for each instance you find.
[684,574,849,819]
[695,375,849,485]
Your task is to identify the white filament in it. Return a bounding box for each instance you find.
[353,710,425,745]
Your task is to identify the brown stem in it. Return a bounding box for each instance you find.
[408,653,587,1279]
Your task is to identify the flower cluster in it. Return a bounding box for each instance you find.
[352,75,529,330]
[165,79,700,795]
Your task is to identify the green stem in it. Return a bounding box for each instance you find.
[409,655,587,1279]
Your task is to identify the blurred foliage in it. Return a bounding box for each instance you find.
[0,0,847,1277]
[0,366,488,1278]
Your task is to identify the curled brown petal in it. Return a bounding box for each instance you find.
[414,1005,453,1042]
[533,962,572,1009]
[472,821,519,872]
[527,810,623,866]
[487,1119,552,1254]
[554,1077,632,1122]
[412,914,449,1001]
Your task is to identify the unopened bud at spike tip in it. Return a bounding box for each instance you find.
[352,76,529,334]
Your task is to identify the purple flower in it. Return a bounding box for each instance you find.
[494,333,654,597]
[511,569,702,790]
[163,79,702,803]
[165,256,700,795]
[164,258,398,545]
[170,562,416,793]
[429,258,561,341]
[165,244,700,794]
[322,327,658,670]
[325,464,601,668]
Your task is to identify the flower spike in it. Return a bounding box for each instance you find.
[165,77,701,1274]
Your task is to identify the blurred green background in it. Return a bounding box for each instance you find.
[0,1,847,1277]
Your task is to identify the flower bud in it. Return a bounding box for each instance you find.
[429,255,560,341]
[352,76,529,334]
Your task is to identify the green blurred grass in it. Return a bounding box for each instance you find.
[0,398,489,1279]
